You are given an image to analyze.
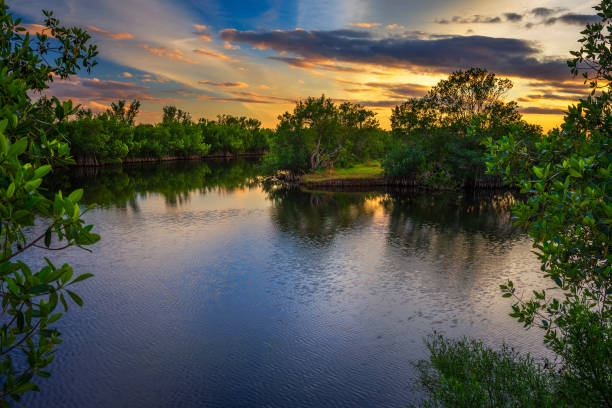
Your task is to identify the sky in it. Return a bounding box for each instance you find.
[12,0,600,129]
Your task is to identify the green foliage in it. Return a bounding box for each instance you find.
[418,4,611,406]
[415,334,562,408]
[0,1,98,92]
[0,1,100,403]
[485,3,611,396]
[384,69,540,187]
[199,114,271,155]
[62,107,272,164]
[263,95,384,175]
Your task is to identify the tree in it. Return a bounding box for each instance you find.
[483,1,611,404]
[0,1,100,404]
[264,96,381,174]
[391,68,525,137]
[106,100,140,126]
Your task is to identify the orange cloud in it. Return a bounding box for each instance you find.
[193,48,238,62]
[139,44,197,64]
[349,22,381,28]
[87,25,134,40]
[199,80,248,88]
[122,72,133,78]
[197,90,294,104]
[386,24,406,29]
[142,75,171,83]
[224,41,240,50]
[194,24,213,42]
[19,24,52,37]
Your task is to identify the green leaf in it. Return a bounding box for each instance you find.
[34,165,52,178]
[47,313,62,324]
[568,168,582,178]
[6,182,15,198]
[65,289,83,307]
[70,273,94,285]
[5,277,19,296]
[7,137,28,158]
[67,189,83,203]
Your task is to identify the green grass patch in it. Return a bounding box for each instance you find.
[301,161,384,182]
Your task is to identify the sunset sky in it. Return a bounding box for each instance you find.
[13,0,599,129]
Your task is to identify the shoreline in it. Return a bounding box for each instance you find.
[298,176,506,190]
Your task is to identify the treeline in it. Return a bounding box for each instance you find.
[262,68,544,189]
[59,101,272,165]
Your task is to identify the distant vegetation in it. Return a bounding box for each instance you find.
[61,103,272,165]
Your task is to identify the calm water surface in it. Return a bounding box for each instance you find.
[23,159,547,407]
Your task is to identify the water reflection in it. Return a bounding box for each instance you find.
[49,158,259,209]
[25,160,546,408]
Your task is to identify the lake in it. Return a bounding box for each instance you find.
[24,159,547,407]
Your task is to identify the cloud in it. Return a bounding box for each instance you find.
[142,75,171,83]
[197,90,294,104]
[268,56,366,73]
[530,7,564,18]
[386,24,406,30]
[87,25,134,40]
[224,41,240,50]
[545,14,600,26]
[138,44,197,64]
[517,93,584,102]
[19,23,52,37]
[43,76,160,105]
[352,99,403,108]
[220,28,570,81]
[363,82,429,98]
[193,48,238,62]
[519,106,566,115]
[504,13,523,22]
[349,22,381,28]
[199,80,248,88]
[530,82,586,93]
[437,15,502,24]
[122,72,133,78]
[194,24,213,42]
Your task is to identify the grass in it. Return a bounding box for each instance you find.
[301,161,384,182]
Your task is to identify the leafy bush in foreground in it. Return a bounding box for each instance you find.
[415,334,562,408]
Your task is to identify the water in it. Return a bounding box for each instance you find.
[23,159,548,407]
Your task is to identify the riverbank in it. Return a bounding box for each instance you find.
[297,162,506,190]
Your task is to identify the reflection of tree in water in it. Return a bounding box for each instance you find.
[382,190,524,267]
[46,158,260,209]
[265,185,381,244]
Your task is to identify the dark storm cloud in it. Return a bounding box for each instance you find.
[220,28,570,81]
